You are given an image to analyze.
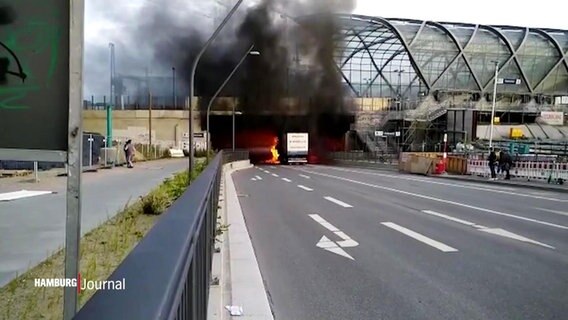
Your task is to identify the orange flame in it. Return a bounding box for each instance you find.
[266,137,280,164]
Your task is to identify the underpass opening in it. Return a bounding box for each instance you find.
[205,113,353,165]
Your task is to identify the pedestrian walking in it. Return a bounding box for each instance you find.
[488,148,497,180]
[500,150,513,180]
[124,139,135,168]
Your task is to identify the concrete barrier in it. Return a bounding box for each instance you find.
[404,155,435,175]
[446,156,468,175]
[168,149,185,158]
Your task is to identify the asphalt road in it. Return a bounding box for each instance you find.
[233,164,568,320]
[0,159,188,287]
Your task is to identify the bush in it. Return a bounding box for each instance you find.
[141,189,172,215]
[194,149,215,158]
[165,170,190,199]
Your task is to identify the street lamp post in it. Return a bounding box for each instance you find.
[489,61,499,148]
[394,69,405,111]
[233,109,243,151]
[206,44,259,159]
[108,43,115,149]
[189,0,245,174]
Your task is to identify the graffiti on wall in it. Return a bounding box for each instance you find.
[0,5,26,84]
[0,2,63,110]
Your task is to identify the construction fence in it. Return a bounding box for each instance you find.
[397,152,567,183]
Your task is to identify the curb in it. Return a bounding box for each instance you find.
[208,162,274,320]
[432,174,567,193]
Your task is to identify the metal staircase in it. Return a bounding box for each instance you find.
[354,112,392,154]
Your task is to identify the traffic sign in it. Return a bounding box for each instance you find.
[497,78,521,85]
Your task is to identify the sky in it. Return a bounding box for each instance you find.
[83,0,567,96]
[354,0,567,29]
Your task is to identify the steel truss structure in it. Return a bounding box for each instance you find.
[319,14,568,101]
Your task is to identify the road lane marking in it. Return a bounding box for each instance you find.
[324,196,353,208]
[272,173,279,177]
[311,167,568,202]
[316,236,354,260]
[0,190,55,202]
[255,176,263,180]
[422,210,477,227]
[422,210,555,249]
[479,228,555,249]
[299,174,311,179]
[297,185,313,192]
[309,213,360,248]
[282,178,292,182]
[381,222,458,252]
[265,171,271,174]
[301,169,568,230]
[535,208,568,217]
[251,178,257,181]
[309,214,339,232]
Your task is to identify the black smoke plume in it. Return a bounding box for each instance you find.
[140,0,357,139]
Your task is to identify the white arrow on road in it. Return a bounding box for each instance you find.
[316,236,354,260]
[479,228,555,249]
[309,214,359,260]
[422,210,555,250]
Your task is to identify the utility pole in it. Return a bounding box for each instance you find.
[107,43,115,148]
[489,61,499,149]
[172,67,176,108]
[149,92,152,148]
[146,67,152,148]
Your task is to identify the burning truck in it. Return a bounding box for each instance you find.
[281,132,309,165]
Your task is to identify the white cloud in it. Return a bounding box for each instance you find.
[354,0,568,29]
[83,0,567,96]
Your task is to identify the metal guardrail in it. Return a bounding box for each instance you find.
[222,149,250,164]
[74,150,249,320]
[330,151,397,164]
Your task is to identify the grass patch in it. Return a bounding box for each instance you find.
[0,164,208,320]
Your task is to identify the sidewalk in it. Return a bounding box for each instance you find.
[434,173,568,193]
[0,158,188,287]
[208,161,274,320]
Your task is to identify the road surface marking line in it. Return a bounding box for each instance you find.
[381,222,458,253]
[309,214,339,232]
[316,236,354,260]
[422,210,477,227]
[334,231,351,240]
[272,173,279,177]
[0,190,55,202]
[311,219,358,259]
[251,178,257,181]
[255,176,263,180]
[309,215,358,246]
[324,196,353,208]
[301,170,568,230]
[421,211,554,249]
[297,185,313,192]
[314,167,568,202]
[479,228,555,249]
[535,208,568,217]
[282,178,292,182]
[299,174,311,179]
